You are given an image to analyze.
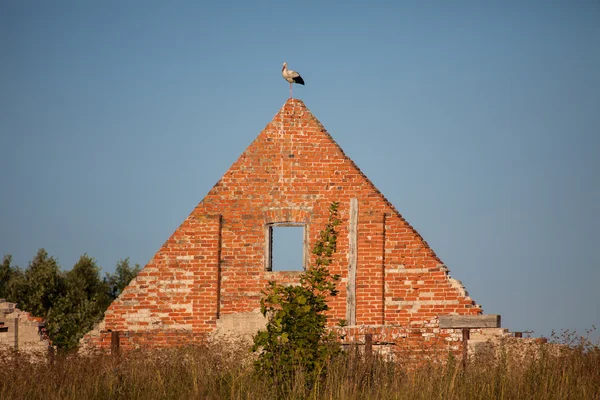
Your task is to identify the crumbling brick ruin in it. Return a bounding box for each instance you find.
[0,299,49,352]
[82,99,498,354]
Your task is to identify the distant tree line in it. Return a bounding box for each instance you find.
[0,249,140,350]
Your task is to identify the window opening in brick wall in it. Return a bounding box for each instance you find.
[267,224,306,271]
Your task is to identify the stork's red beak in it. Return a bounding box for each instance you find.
[282,65,285,72]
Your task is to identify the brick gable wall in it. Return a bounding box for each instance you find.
[81,99,481,352]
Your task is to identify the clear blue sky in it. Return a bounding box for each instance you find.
[1,1,599,340]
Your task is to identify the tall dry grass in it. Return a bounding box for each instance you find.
[1,332,598,399]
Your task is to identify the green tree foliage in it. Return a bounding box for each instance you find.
[252,202,342,389]
[0,254,23,300]
[0,250,141,350]
[14,249,64,318]
[104,257,141,299]
[45,254,113,349]
[0,255,10,297]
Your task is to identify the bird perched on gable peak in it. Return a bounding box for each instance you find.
[282,62,305,99]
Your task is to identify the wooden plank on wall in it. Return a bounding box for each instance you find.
[439,314,501,329]
[216,214,222,319]
[346,198,358,326]
[381,213,386,325]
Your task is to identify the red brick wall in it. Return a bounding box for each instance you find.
[81,99,481,352]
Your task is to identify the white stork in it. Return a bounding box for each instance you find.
[282,62,304,98]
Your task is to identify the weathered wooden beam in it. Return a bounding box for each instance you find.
[346,198,358,326]
[48,345,55,365]
[14,317,19,350]
[111,331,120,357]
[462,328,470,369]
[439,314,501,329]
[216,214,222,319]
[365,333,372,358]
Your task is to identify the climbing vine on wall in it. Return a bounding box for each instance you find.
[252,201,342,389]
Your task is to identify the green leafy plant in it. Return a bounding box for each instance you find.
[0,250,140,350]
[252,201,342,390]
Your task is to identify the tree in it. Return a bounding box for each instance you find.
[14,249,64,318]
[45,254,111,349]
[0,254,18,299]
[1,249,141,350]
[0,255,10,297]
[44,255,141,350]
[104,257,141,299]
[252,202,342,389]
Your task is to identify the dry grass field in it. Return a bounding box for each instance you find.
[1,331,598,400]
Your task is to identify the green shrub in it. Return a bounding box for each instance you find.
[252,202,342,391]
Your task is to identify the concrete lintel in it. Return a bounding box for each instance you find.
[439,314,501,329]
[386,299,460,306]
[386,267,431,274]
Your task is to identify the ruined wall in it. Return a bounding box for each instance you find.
[82,99,481,352]
[0,299,49,352]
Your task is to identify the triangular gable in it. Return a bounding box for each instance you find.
[82,99,480,350]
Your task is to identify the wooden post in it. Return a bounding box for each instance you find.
[462,328,470,369]
[48,345,55,365]
[346,198,358,326]
[111,331,120,357]
[381,214,386,325]
[365,333,372,358]
[14,317,19,351]
[216,214,222,319]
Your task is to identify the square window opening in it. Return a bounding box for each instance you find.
[267,224,306,272]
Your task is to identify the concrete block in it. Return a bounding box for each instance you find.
[439,315,501,328]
